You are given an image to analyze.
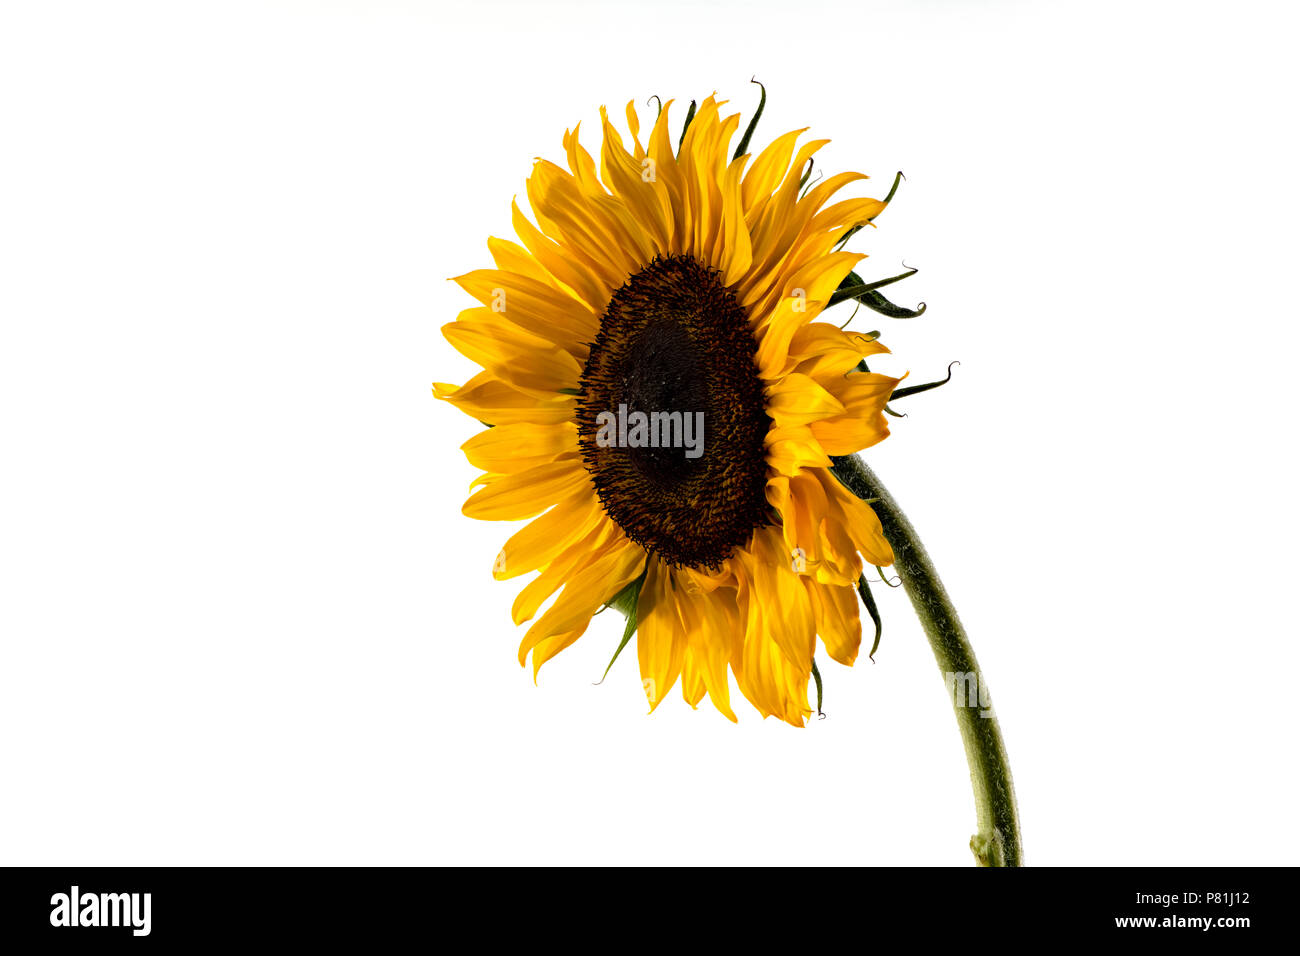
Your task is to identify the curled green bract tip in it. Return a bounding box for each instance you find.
[733,78,767,160]
[811,659,825,718]
[891,362,960,402]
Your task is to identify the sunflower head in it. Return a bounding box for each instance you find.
[436,90,907,726]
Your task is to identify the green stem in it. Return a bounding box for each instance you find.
[832,454,1023,866]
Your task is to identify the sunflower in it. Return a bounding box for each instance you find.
[435,92,904,726]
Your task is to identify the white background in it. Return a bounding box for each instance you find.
[3,0,1298,866]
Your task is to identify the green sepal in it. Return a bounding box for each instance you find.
[799,160,822,199]
[811,659,825,718]
[832,172,904,250]
[732,78,766,160]
[832,171,904,248]
[799,157,815,189]
[828,266,919,307]
[856,574,884,661]
[595,571,645,684]
[861,290,925,319]
[833,224,864,252]
[678,99,697,151]
[890,361,959,402]
[879,170,905,207]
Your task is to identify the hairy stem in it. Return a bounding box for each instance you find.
[832,454,1023,866]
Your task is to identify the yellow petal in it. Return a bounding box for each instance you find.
[520,538,645,667]
[512,518,618,628]
[510,199,611,311]
[821,472,895,568]
[486,236,558,288]
[461,459,589,521]
[718,153,754,287]
[526,159,645,283]
[789,326,890,382]
[624,100,645,158]
[764,424,833,477]
[599,106,672,252]
[747,527,818,673]
[676,580,740,721]
[646,100,687,254]
[494,488,604,581]
[461,422,577,474]
[809,196,888,234]
[810,371,900,455]
[751,252,866,378]
[434,372,574,426]
[734,548,812,727]
[807,579,862,666]
[636,556,686,713]
[451,270,597,357]
[767,471,832,578]
[442,309,582,398]
[766,373,845,427]
[740,128,806,212]
[563,122,603,196]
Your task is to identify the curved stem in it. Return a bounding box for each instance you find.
[832,454,1023,866]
